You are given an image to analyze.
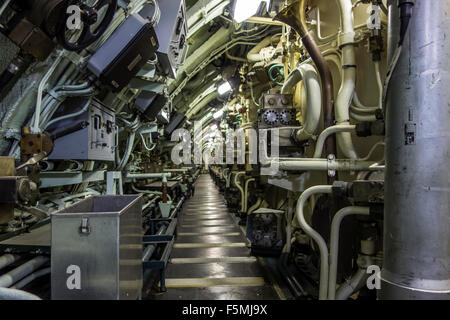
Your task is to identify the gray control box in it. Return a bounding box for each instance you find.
[47,98,116,162]
[51,195,143,300]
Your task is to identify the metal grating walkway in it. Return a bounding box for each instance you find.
[149,174,281,300]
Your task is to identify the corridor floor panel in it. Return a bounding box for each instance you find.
[149,174,280,300]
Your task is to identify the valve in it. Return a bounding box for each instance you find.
[56,0,117,51]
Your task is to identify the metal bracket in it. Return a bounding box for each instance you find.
[327,154,337,177]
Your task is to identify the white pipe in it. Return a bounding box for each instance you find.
[328,206,370,300]
[11,267,51,290]
[33,52,64,132]
[0,255,20,271]
[296,185,333,300]
[234,172,245,212]
[0,287,41,300]
[374,61,383,110]
[335,0,358,159]
[244,178,255,212]
[0,256,48,288]
[276,159,382,172]
[127,173,172,179]
[247,36,276,63]
[313,125,356,158]
[282,64,322,141]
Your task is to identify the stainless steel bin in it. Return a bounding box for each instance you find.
[51,195,143,300]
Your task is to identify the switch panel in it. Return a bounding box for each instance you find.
[47,98,116,162]
[139,0,188,79]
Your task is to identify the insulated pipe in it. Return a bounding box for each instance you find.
[281,64,322,141]
[276,159,381,172]
[313,125,356,158]
[234,172,245,213]
[381,0,450,300]
[126,173,172,180]
[0,288,41,300]
[328,206,370,300]
[33,52,64,132]
[0,255,20,271]
[11,268,51,290]
[247,36,280,63]
[244,178,255,212]
[0,256,48,288]
[334,0,358,159]
[296,185,333,300]
[274,1,337,160]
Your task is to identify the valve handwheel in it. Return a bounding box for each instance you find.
[56,0,118,51]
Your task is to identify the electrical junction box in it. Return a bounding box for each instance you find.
[87,13,159,92]
[47,97,116,162]
[246,208,284,255]
[134,91,168,121]
[51,195,143,300]
[164,113,186,137]
[139,0,188,79]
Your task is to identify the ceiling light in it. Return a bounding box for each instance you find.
[233,0,270,23]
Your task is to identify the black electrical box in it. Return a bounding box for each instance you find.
[164,113,186,136]
[134,91,168,121]
[87,14,159,93]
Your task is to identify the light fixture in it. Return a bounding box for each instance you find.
[217,81,232,95]
[233,0,270,23]
[213,108,224,119]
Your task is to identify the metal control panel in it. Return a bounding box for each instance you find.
[140,0,188,79]
[47,98,116,162]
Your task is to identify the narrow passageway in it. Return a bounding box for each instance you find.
[153,174,280,300]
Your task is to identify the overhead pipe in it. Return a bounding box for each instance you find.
[333,0,358,159]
